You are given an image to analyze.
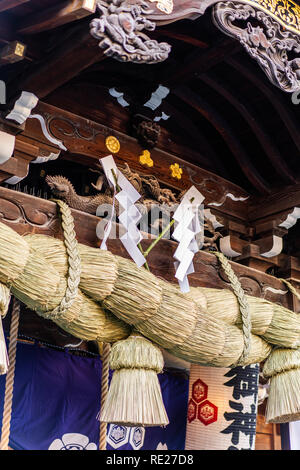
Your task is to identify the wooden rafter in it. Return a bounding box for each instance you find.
[18,0,97,35]
[163,38,241,87]
[174,86,272,195]
[162,100,226,173]
[152,28,209,49]
[8,22,105,100]
[226,57,300,155]
[200,74,297,185]
[0,0,29,13]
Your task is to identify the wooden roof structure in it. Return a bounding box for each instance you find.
[0,0,300,369]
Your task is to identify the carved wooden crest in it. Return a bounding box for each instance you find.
[212,1,300,92]
[89,0,171,63]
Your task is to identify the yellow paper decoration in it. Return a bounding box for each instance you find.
[139,150,154,168]
[106,136,120,154]
[170,163,183,180]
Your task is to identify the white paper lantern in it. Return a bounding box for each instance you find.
[185,364,259,450]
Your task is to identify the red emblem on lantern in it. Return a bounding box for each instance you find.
[198,400,218,426]
[189,378,218,426]
[187,399,197,423]
[192,379,208,404]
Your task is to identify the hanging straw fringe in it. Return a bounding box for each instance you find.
[263,347,300,423]
[263,279,300,423]
[0,298,20,450]
[100,333,169,427]
[99,342,111,450]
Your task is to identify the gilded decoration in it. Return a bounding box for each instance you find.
[212,1,300,92]
[248,0,300,33]
[139,150,154,167]
[105,135,120,153]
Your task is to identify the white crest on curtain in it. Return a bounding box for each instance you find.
[48,433,97,450]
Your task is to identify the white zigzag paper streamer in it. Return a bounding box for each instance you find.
[100,155,146,268]
[172,186,205,293]
[208,193,249,207]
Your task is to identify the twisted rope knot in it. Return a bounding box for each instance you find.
[279,278,300,302]
[214,251,252,366]
[99,342,111,450]
[0,298,20,450]
[44,199,81,320]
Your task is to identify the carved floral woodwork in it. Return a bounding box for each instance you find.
[89,0,171,63]
[212,1,300,92]
[144,0,300,92]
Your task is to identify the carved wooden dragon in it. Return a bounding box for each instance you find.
[46,165,223,249]
[46,163,178,215]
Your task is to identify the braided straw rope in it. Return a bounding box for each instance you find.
[214,252,252,365]
[44,199,81,320]
[99,342,111,450]
[0,298,20,450]
[279,278,300,302]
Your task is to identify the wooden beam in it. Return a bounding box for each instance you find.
[0,155,30,183]
[21,100,250,220]
[9,21,105,99]
[18,0,97,35]
[0,0,29,13]
[249,184,300,221]
[152,28,209,49]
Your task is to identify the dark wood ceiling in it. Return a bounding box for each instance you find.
[1,0,300,197]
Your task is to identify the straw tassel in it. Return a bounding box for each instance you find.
[100,333,169,427]
[263,347,300,423]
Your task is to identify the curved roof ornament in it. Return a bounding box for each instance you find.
[89,0,171,64]
[212,1,300,92]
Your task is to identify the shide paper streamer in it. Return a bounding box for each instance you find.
[99,155,146,267]
[172,186,204,293]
